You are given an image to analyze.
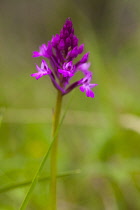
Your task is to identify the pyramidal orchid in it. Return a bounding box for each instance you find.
[31,18,97,98]
[22,18,98,210]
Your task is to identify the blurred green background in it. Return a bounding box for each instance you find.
[0,0,140,209]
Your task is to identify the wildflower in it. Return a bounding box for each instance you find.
[31,60,51,80]
[79,72,98,98]
[58,61,75,77]
[31,18,97,98]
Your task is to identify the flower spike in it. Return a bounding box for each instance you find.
[31,18,97,97]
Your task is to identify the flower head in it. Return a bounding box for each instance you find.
[31,18,97,97]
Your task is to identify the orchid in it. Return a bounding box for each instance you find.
[31,60,51,80]
[79,72,98,98]
[24,18,98,210]
[31,18,97,98]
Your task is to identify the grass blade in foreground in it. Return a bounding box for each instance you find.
[0,169,80,194]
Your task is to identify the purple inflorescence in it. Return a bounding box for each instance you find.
[31,18,97,98]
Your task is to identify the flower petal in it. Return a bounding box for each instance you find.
[79,86,85,92]
[86,88,94,98]
[58,69,74,77]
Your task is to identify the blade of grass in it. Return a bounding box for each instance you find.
[19,92,75,210]
[0,169,81,194]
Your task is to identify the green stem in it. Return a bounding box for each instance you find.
[49,90,63,210]
[19,88,73,210]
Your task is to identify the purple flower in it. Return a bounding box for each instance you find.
[58,61,75,77]
[79,52,89,64]
[31,60,51,80]
[32,42,52,58]
[31,18,97,98]
[78,63,91,73]
[51,34,60,47]
[79,72,98,98]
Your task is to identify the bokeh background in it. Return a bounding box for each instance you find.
[0,0,140,209]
